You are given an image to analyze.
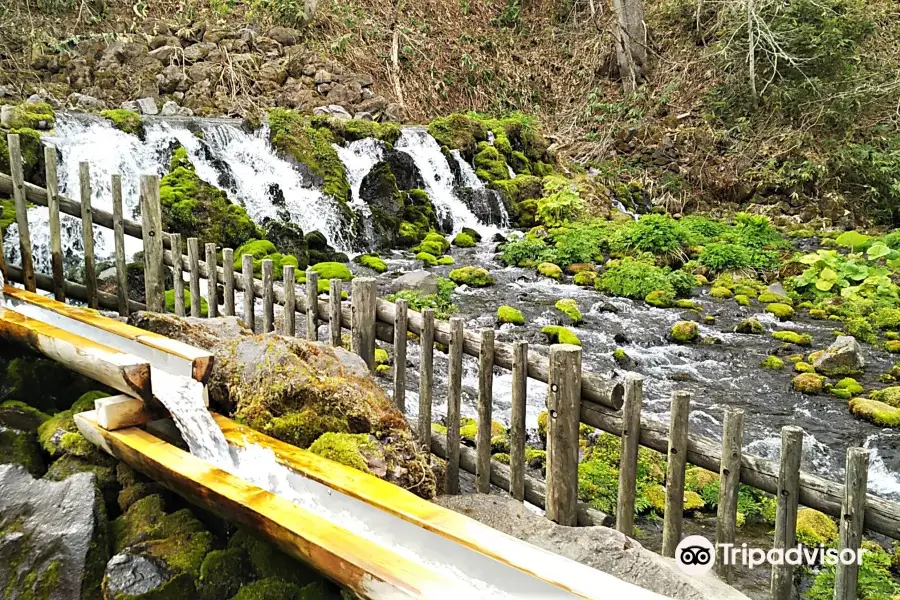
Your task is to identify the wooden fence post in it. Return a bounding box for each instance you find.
[662,390,692,557]
[79,162,98,309]
[139,174,163,313]
[834,447,869,600]
[44,146,64,301]
[306,268,319,341]
[172,234,185,316]
[475,327,495,494]
[111,174,128,316]
[242,254,255,332]
[545,343,582,526]
[770,425,803,600]
[262,259,274,333]
[417,308,435,449]
[205,243,218,319]
[7,134,35,292]
[283,265,295,336]
[187,237,201,318]
[351,277,376,372]
[329,279,342,346]
[509,340,528,502]
[222,248,235,317]
[716,408,745,583]
[616,372,644,537]
[446,316,465,495]
[393,298,408,412]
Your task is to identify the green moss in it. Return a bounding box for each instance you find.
[161,151,261,250]
[870,387,900,407]
[758,292,792,305]
[809,308,827,319]
[849,397,900,427]
[308,432,382,473]
[228,530,318,587]
[685,467,720,508]
[452,232,476,248]
[229,577,305,600]
[493,453,510,464]
[710,286,733,299]
[312,115,402,145]
[645,289,674,308]
[734,294,751,306]
[100,109,143,136]
[646,484,705,514]
[792,373,826,394]
[473,142,511,183]
[431,423,448,436]
[0,128,45,185]
[885,340,900,353]
[795,508,838,547]
[0,400,50,431]
[761,355,785,370]
[573,271,597,287]
[353,254,388,274]
[264,408,350,449]
[772,330,812,346]
[497,306,525,325]
[436,256,455,265]
[536,262,563,280]
[449,266,494,287]
[766,303,795,320]
[310,261,352,281]
[111,494,206,553]
[4,102,54,129]
[427,114,487,157]
[416,251,438,266]
[0,198,17,237]
[0,427,45,476]
[669,321,699,343]
[835,377,864,396]
[674,298,700,310]
[375,348,389,366]
[37,409,78,458]
[554,299,583,323]
[541,325,581,346]
[165,290,209,317]
[794,361,816,373]
[197,548,252,600]
[137,530,213,577]
[416,240,446,256]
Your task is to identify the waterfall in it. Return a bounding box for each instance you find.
[449,149,510,229]
[396,128,502,238]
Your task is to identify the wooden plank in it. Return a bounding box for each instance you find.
[509,340,528,502]
[475,327,494,494]
[834,447,869,600]
[715,408,744,583]
[75,412,466,600]
[222,248,235,317]
[242,254,255,332]
[8,134,36,292]
[138,174,164,313]
[545,344,582,526]
[172,234,185,317]
[329,279,342,346]
[662,391,691,557]
[393,298,408,412]
[205,243,218,318]
[283,265,296,336]
[95,394,154,431]
[306,269,319,341]
[111,174,128,316]
[351,277,376,372]
[446,317,464,495]
[44,146,65,301]
[417,308,435,449]
[187,237,202,318]
[616,373,644,537]
[262,259,274,333]
[770,426,803,600]
[79,162,98,309]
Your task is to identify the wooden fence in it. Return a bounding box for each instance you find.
[0,132,889,598]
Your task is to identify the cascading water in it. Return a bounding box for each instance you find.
[450,149,510,229]
[334,137,386,251]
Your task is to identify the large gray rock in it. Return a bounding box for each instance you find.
[435,494,749,600]
[312,104,352,120]
[103,553,170,597]
[813,335,865,376]
[0,464,108,600]
[135,97,158,115]
[390,270,438,295]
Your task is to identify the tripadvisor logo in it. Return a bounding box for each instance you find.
[674,535,868,576]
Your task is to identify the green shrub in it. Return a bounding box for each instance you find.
[611,214,688,256]
[699,243,752,272]
[386,277,457,319]
[547,222,609,267]
[597,257,692,300]
[499,234,550,266]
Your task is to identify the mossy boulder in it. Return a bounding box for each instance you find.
[197,547,253,600]
[166,289,209,317]
[669,321,699,343]
[646,484,705,515]
[228,529,318,587]
[760,356,785,370]
[541,325,581,346]
[766,303,795,321]
[45,454,117,509]
[0,400,50,432]
[111,494,206,553]
[0,427,45,476]
[0,127,45,185]
[427,114,487,158]
[791,373,826,394]
[794,361,816,373]
[849,398,900,427]
[734,294,751,306]
[645,289,674,308]
[537,262,563,280]
[735,318,764,334]
[2,102,54,129]
[416,251,438,267]
[870,387,900,407]
[710,287,733,299]
[101,109,143,136]
[835,377,864,396]
[2,355,99,414]
[772,330,812,346]
[229,577,321,600]
[353,254,388,274]
[758,292,792,305]
[310,261,352,281]
[449,267,494,287]
[554,299,583,324]
[573,271,597,287]
[497,306,525,325]
[795,508,838,547]
[452,232,477,248]
[436,256,455,265]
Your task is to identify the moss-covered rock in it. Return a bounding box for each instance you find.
[100,109,143,136]
[834,377,864,396]
[0,426,45,476]
[766,303,795,320]
[45,454,117,508]
[166,289,209,317]
[473,142,510,183]
[734,294,751,306]
[452,232,477,248]
[645,289,674,308]
[497,306,525,325]
[772,330,812,346]
[758,292,792,305]
[541,325,581,346]
[573,271,597,287]
[646,484,705,514]
[0,127,45,185]
[264,408,350,449]
[228,577,312,600]
[197,547,253,600]
[416,251,438,267]
[308,432,384,473]
[537,262,563,280]
[554,299,582,324]
[710,286,733,299]
[353,254,388,274]
[310,261,352,281]
[849,397,900,427]
[0,400,50,432]
[448,267,494,287]
[870,386,900,407]
[795,508,838,547]
[312,115,401,145]
[111,494,206,553]
[3,102,54,129]
[791,373,826,394]
[669,321,699,343]
[228,530,318,588]
[794,361,816,373]
[2,355,99,414]
[427,114,487,158]
[760,355,785,370]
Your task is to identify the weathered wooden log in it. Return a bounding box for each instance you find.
[475,328,494,494]
[44,146,65,302]
[187,238,202,318]
[546,344,582,526]
[770,426,803,600]
[205,243,219,319]
[662,391,691,557]
[393,298,408,412]
[139,174,164,313]
[715,408,744,583]
[283,265,296,336]
[172,234,185,317]
[509,340,528,503]
[111,174,128,316]
[222,248,235,317]
[7,134,35,293]
[835,447,869,600]
[616,373,643,537]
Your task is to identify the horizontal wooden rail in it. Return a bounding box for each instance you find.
[6,263,146,314]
